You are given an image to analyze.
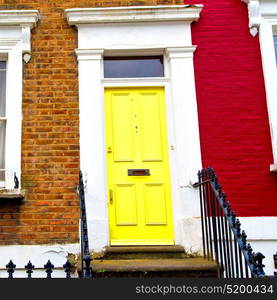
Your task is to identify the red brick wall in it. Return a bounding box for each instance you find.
[0,0,182,245]
[188,0,277,216]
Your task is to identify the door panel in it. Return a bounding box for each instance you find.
[143,183,167,225]
[105,87,174,245]
[114,184,137,226]
[139,92,163,162]
[111,92,135,162]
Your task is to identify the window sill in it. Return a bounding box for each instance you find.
[0,189,25,201]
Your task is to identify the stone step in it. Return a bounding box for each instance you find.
[92,257,218,278]
[101,246,191,259]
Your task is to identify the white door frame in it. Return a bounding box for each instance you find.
[66,5,203,252]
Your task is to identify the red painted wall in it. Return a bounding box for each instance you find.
[187,0,277,216]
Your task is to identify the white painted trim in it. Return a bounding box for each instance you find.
[65,5,203,25]
[239,217,277,274]
[0,244,79,278]
[0,11,39,189]
[67,5,203,252]
[239,217,277,240]
[259,17,277,166]
[0,10,40,52]
[243,1,277,169]
[75,48,104,61]
[0,10,39,28]
[242,0,261,36]
[104,48,165,57]
[102,77,170,86]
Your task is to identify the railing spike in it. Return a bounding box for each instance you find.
[207,167,213,180]
[63,259,73,278]
[44,260,54,278]
[246,243,254,264]
[225,201,231,216]
[218,184,222,196]
[231,210,236,227]
[6,260,16,279]
[221,192,226,204]
[253,252,265,277]
[241,230,247,249]
[235,219,241,238]
[25,261,35,279]
[214,175,219,188]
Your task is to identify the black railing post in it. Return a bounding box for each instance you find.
[198,170,206,259]
[78,171,92,278]
[208,168,220,273]
[204,169,213,260]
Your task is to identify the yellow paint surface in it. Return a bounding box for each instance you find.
[105,87,174,245]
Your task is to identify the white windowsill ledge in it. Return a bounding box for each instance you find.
[0,189,25,200]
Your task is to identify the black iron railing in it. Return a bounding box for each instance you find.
[78,171,92,278]
[195,167,266,278]
[4,259,74,278]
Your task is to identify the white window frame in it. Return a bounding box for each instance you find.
[243,1,277,171]
[0,10,39,189]
[66,5,204,252]
[0,59,7,188]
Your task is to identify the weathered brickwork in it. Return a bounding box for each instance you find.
[189,0,277,216]
[0,0,182,245]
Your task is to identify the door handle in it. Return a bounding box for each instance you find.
[109,189,113,205]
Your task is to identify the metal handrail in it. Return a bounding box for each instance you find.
[196,167,266,278]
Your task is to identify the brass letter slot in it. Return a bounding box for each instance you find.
[128,169,150,176]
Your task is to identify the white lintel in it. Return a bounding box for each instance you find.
[0,10,40,52]
[65,5,203,26]
[0,10,39,28]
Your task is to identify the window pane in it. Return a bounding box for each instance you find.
[274,36,277,67]
[0,121,5,182]
[104,56,164,78]
[0,61,6,117]
[0,61,6,70]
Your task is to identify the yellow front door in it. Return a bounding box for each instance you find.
[105,87,174,245]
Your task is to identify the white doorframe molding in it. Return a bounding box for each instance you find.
[66,5,203,252]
